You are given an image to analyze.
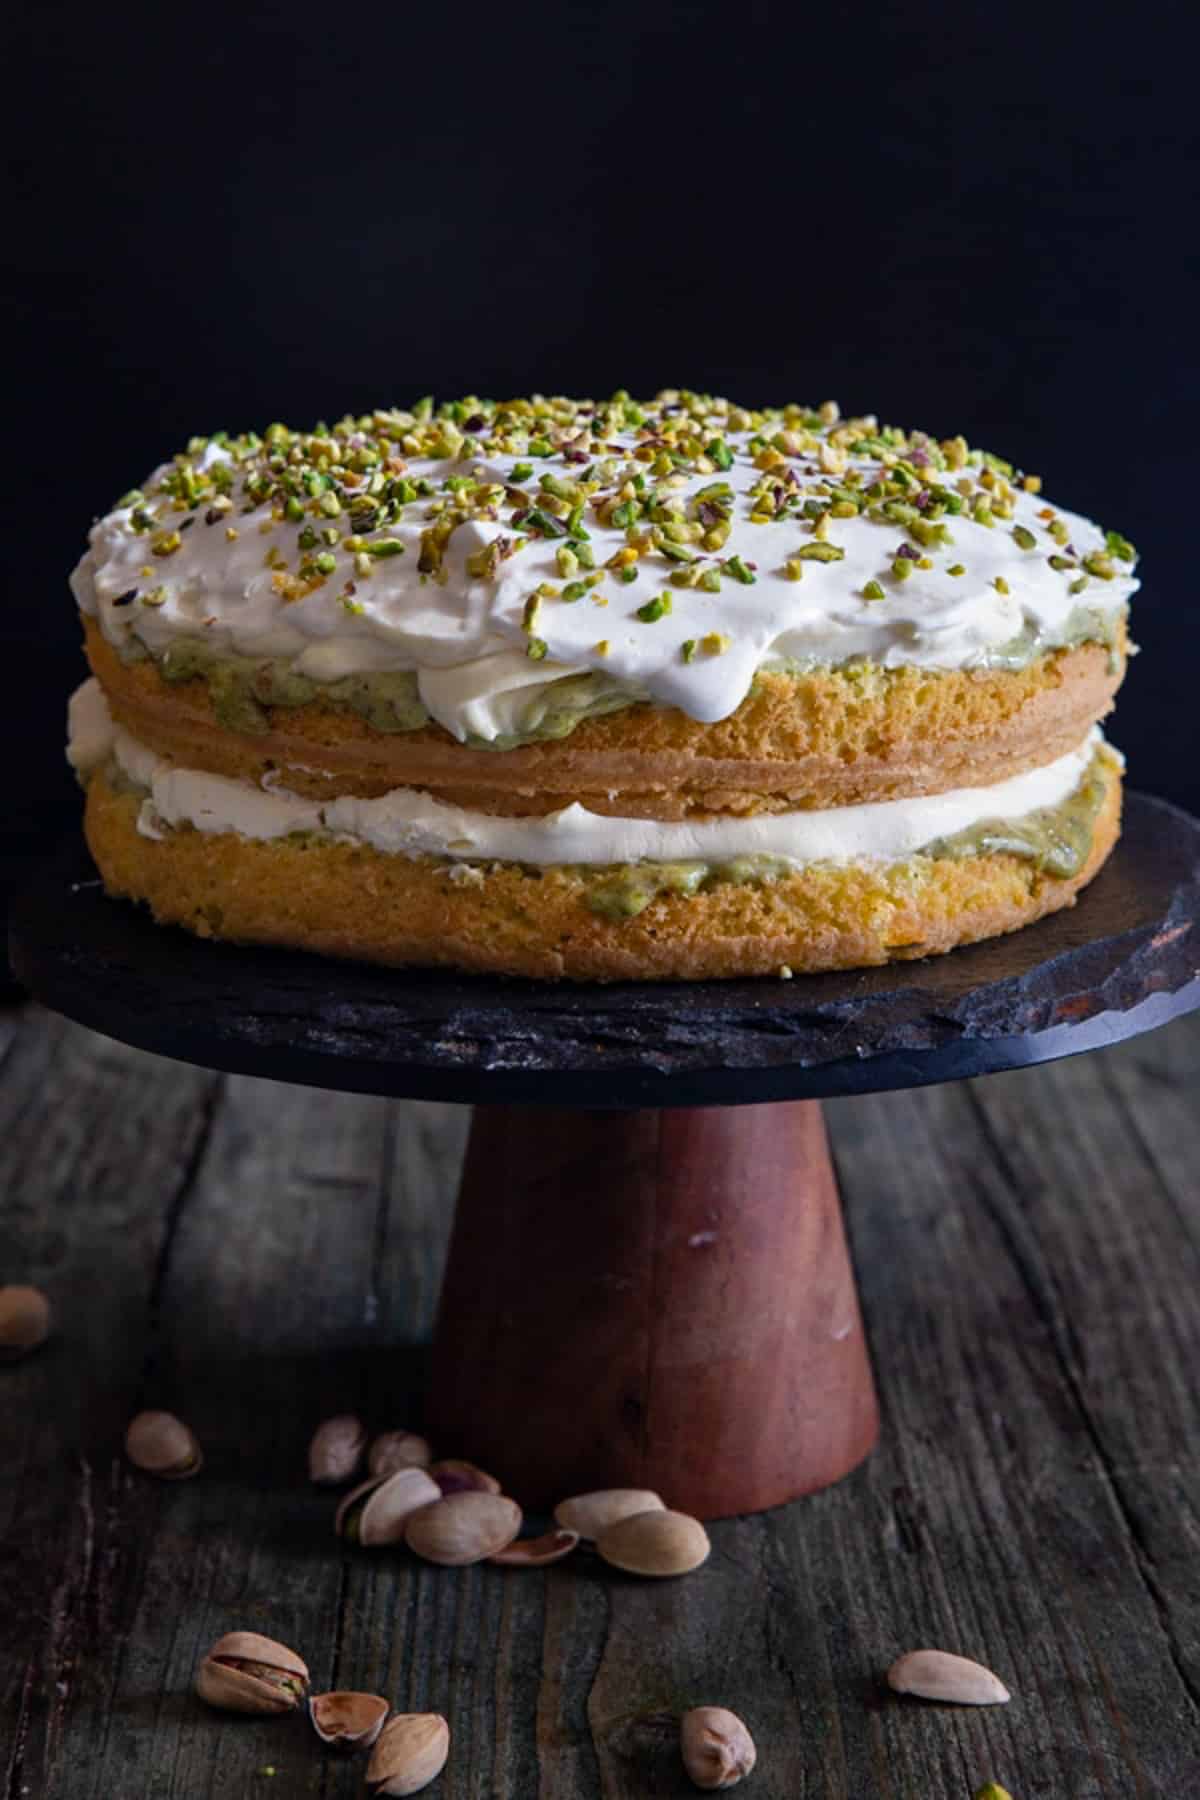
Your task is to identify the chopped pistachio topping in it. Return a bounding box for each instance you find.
[636,595,672,622]
[91,392,1135,714]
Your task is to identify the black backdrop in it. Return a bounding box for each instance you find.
[6,0,1198,886]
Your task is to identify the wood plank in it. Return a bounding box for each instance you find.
[0,1007,220,1798]
[3,1008,1200,1797]
[75,1078,467,1799]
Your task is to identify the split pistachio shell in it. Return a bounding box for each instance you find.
[680,1708,757,1789]
[597,1509,710,1577]
[405,1491,522,1566]
[428,1458,501,1496]
[887,1649,1011,1706]
[196,1631,310,1714]
[124,1410,203,1479]
[309,1690,389,1749]
[488,1527,580,1568]
[336,1467,442,1546]
[0,1284,52,1359]
[369,1430,434,1478]
[367,1712,450,1795]
[553,1488,665,1539]
[308,1414,367,1486]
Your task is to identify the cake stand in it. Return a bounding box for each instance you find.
[11,791,1200,1520]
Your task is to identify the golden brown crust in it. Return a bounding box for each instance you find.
[82,760,1121,983]
[85,618,1123,819]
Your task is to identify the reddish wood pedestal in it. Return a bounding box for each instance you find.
[428,1100,879,1520]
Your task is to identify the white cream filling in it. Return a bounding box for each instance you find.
[69,679,1108,871]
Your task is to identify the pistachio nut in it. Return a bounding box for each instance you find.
[680,1707,757,1789]
[596,1509,710,1578]
[124,1410,203,1479]
[369,1430,433,1478]
[886,1649,1011,1706]
[428,1458,501,1496]
[975,1786,1014,1800]
[367,1712,450,1795]
[336,1466,441,1547]
[553,1488,665,1539]
[309,1690,389,1750]
[404,1492,522,1566]
[308,1414,367,1486]
[0,1284,52,1360]
[196,1631,310,1714]
[488,1527,579,1568]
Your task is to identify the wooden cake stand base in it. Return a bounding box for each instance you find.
[432,1101,876,1516]
[10,793,1200,1517]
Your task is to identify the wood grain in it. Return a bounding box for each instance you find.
[430,1101,877,1516]
[2,1003,1199,1796]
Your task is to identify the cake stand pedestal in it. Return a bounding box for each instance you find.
[11,792,1200,1518]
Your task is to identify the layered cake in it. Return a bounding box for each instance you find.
[67,393,1136,979]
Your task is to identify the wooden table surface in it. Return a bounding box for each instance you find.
[2,1002,1198,1798]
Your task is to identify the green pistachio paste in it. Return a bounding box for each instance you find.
[971,604,1126,674]
[152,638,639,745]
[924,747,1114,877]
[135,590,1121,747]
[759,605,1125,687]
[583,749,1115,919]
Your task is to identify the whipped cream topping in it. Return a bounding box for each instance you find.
[70,394,1137,744]
[70,679,1106,870]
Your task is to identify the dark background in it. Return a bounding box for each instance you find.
[6,0,1197,891]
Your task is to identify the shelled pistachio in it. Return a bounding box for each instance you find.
[196,1632,309,1714]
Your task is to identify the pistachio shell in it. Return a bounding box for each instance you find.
[336,1466,442,1546]
[0,1284,51,1359]
[196,1632,310,1714]
[308,1414,367,1485]
[680,1707,757,1789]
[553,1488,665,1539]
[886,1649,1011,1706]
[369,1430,434,1478]
[367,1711,450,1795]
[428,1458,501,1496]
[404,1492,522,1566]
[488,1527,579,1568]
[124,1410,203,1479]
[596,1509,710,1577]
[309,1689,389,1749]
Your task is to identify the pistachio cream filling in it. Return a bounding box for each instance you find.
[151,637,639,746]
[584,747,1116,918]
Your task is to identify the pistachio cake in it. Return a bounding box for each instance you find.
[66,392,1135,980]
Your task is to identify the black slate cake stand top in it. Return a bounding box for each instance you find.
[9,791,1200,1108]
